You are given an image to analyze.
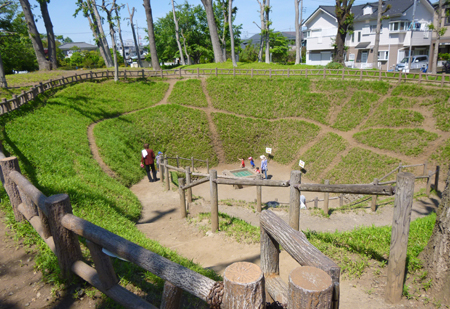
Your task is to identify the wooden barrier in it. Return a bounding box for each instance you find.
[289,171,302,231]
[210,169,219,232]
[323,180,330,215]
[179,178,187,218]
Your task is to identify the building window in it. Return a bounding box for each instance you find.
[351,32,354,43]
[378,51,389,61]
[358,31,361,42]
[370,25,379,33]
[389,21,408,32]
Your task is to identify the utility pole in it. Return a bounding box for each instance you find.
[407,0,418,73]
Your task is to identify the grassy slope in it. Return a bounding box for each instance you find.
[167,79,208,107]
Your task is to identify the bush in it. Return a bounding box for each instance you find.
[325,61,344,69]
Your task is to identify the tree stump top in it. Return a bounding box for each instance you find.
[224,262,263,285]
[289,266,332,292]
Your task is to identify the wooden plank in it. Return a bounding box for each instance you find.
[289,171,302,230]
[9,170,48,216]
[210,170,219,232]
[266,275,288,304]
[294,183,394,195]
[215,178,289,187]
[378,166,399,182]
[165,160,170,191]
[62,214,216,300]
[0,158,25,221]
[165,164,186,173]
[29,216,55,253]
[86,240,119,290]
[180,177,209,190]
[385,172,415,304]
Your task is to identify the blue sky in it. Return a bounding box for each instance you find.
[31,0,371,45]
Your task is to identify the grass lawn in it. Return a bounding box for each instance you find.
[431,138,450,172]
[293,133,348,181]
[212,112,320,164]
[178,61,318,70]
[168,79,208,107]
[325,147,401,184]
[354,129,439,156]
[314,80,390,95]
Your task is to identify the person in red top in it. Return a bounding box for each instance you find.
[237,157,245,168]
[141,143,157,182]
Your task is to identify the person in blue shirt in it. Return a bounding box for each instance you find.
[248,157,255,168]
[260,155,268,179]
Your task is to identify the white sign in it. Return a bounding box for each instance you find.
[299,160,305,168]
[266,148,272,154]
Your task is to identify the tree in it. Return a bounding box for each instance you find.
[200,0,223,63]
[372,0,391,68]
[38,0,57,69]
[265,0,270,63]
[228,0,236,66]
[420,165,450,305]
[429,0,448,74]
[143,0,161,70]
[127,4,142,67]
[171,0,185,65]
[254,0,267,62]
[98,0,120,81]
[114,6,126,65]
[295,0,301,64]
[333,0,355,64]
[19,0,51,70]
[269,31,289,63]
[0,1,12,87]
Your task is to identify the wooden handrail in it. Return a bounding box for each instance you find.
[295,183,394,195]
[180,177,210,190]
[214,178,289,187]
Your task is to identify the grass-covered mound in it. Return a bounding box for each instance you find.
[168,79,208,107]
[325,148,401,184]
[293,133,348,181]
[212,112,320,164]
[0,80,220,304]
[431,138,450,171]
[94,104,218,186]
[314,80,390,95]
[354,129,438,156]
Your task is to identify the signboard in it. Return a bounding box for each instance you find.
[299,160,305,168]
[266,148,272,154]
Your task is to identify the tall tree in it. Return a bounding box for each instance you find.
[295,0,301,64]
[420,165,450,305]
[143,0,161,70]
[228,0,236,66]
[265,0,270,63]
[19,0,50,70]
[429,0,448,74]
[333,0,355,64]
[0,1,12,87]
[254,0,266,62]
[91,0,113,67]
[200,0,223,63]
[171,0,185,65]
[218,0,228,61]
[114,6,126,65]
[38,0,57,69]
[127,4,142,67]
[98,0,120,81]
[372,0,390,68]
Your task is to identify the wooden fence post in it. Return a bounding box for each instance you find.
[206,158,209,173]
[441,73,445,88]
[359,69,363,81]
[161,281,183,309]
[435,165,440,192]
[423,161,427,176]
[0,157,25,222]
[288,266,333,309]
[223,262,265,309]
[339,194,343,207]
[314,197,318,209]
[419,71,422,84]
[233,67,235,77]
[385,172,415,304]
[176,155,180,168]
[256,174,262,212]
[287,68,290,77]
[186,166,192,203]
[210,169,219,232]
[260,227,282,303]
[305,69,308,78]
[160,157,165,182]
[323,68,326,79]
[45,194,82,279]
[197,67,199,78]
[165,159,170,191]
[215,67,218,77]
[323,179,330,215]
[191,156,194,171]
[371,178,378,212]
[341,68,345,80]
[142,69,145,79]
[289,170,302,231]
[86,240,118,290]
[269,68,272,78]
[379,68,382,81]
[179,178,186,218]
[398,162,402,172]
[426,171,433,197]
[251,68,254,78]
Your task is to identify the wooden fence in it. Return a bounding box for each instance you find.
[2,67,450,116]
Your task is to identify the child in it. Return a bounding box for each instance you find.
[156,151,163,171]
[237,157,245,168]
[255,167,261,174]
[248,157,255,168]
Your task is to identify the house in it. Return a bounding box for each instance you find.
[303,0,435,70]
[58,42,98,58]
[429,1,450,69]
[117,39,145,62]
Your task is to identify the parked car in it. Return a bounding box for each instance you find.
[443,60,450,73]
[395,55,429,71]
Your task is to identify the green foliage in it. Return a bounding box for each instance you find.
[431,137,450,171]
[363,97,423,128]
[433,99,450,131]
[332,91,379,131]
[325,62,344,69]
[314,80,390,95]
[168,79,207,107]
[391,84,450,99]
[95,104,218,186]
[212,112,320,164]
[239,43,259,62]
[293,133,348,181]
[354,129,439,156]
[269,31,289,63]
[325,148,401,184]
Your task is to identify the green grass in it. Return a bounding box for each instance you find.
[432,99,450,132]
[0,80,220,306]
[293,133,348,181]
[325,148,401,184]
[314,80,390,95]
[354,129,439,156]
[391,84,450,99]
[95,105,217,187]
[168,79,208,107]
[212,112,320,164]
[178,61,317,70]
[431,138,450,172]
[0,86,30,100]
[332,91,380,131]
[207,76,333,124]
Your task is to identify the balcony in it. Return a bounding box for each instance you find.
[403,31,432,47]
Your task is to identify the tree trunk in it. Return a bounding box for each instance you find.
[432,0,444,74]
[221,1,227,62]
[257,0,265,62]
[172,0,185,65]
[181,31,191,65]
[372,0,383,68]
[0,52,7,88]
[115,8,126,65]
[265,0,270,64]
[420,165,450,305]
[91,0,114,67]
[229,0,236,67]
[143,0,161,70]
[83,2,109,68]
[333,0,354,64]
[201,0,224,63]
[39,0,57,70]
[295,0,300,64]
[19,0,51,71]
[128,5,142,68]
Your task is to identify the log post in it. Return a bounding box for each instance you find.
[419,71,422,84]
[38,206,51,239]
[86,240,118,290]
[360,69,363,81]
[260,227,284,302]
[45,194,82,279]
[191,156,194,171]
[323,180,330,215]
[185,166,192,203]
[0,157,25,221]
[341,68,345,80]
[233,67,235,77]
[176,155,180,168]
[256,174,262,213]
[197,67,199,78]
[289,170,302,231]
[423,161,427,176]
[142,69,145,79]
[179,178,187,218]
[323,68,326,79]
[371,178,378,212]
[288,266,333,309]
[398,162,402,172]
[160,155,165,182]
[314,197,318,209]
[161,281,183,309]
[222,262,265,309]
[435,165,440,192]
[441,73,445,88]
[339,194,343,207]
[426,170,432,197]
[165,159,170,191]
[251,68,254,78]
[161,69,164,78]
[210,169,219,232]
[385,172,415,304]
[206,158,209,173]
[287,68,290,77]
[269,68,272,78]
[215,67,218,77]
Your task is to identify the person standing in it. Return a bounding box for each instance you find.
[141,143,157,182]
[260,155,268,179]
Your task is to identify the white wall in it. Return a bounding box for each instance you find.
[305,10,337,52]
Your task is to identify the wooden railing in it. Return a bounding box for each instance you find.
[164,154,209,173]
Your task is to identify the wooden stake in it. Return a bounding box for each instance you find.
[0,157,25,222]
[179,178,186,218]
[426,170,432,197]
[435,165,440,192]
[256,174,262,213]
[161,281,183,309]
[165,159,170,191]
[323,180,329,215]
[210,169,219,232]
[371,178,378,212]
[86,240,118,290]
[289,170,302,231]
[185,166,192,203]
